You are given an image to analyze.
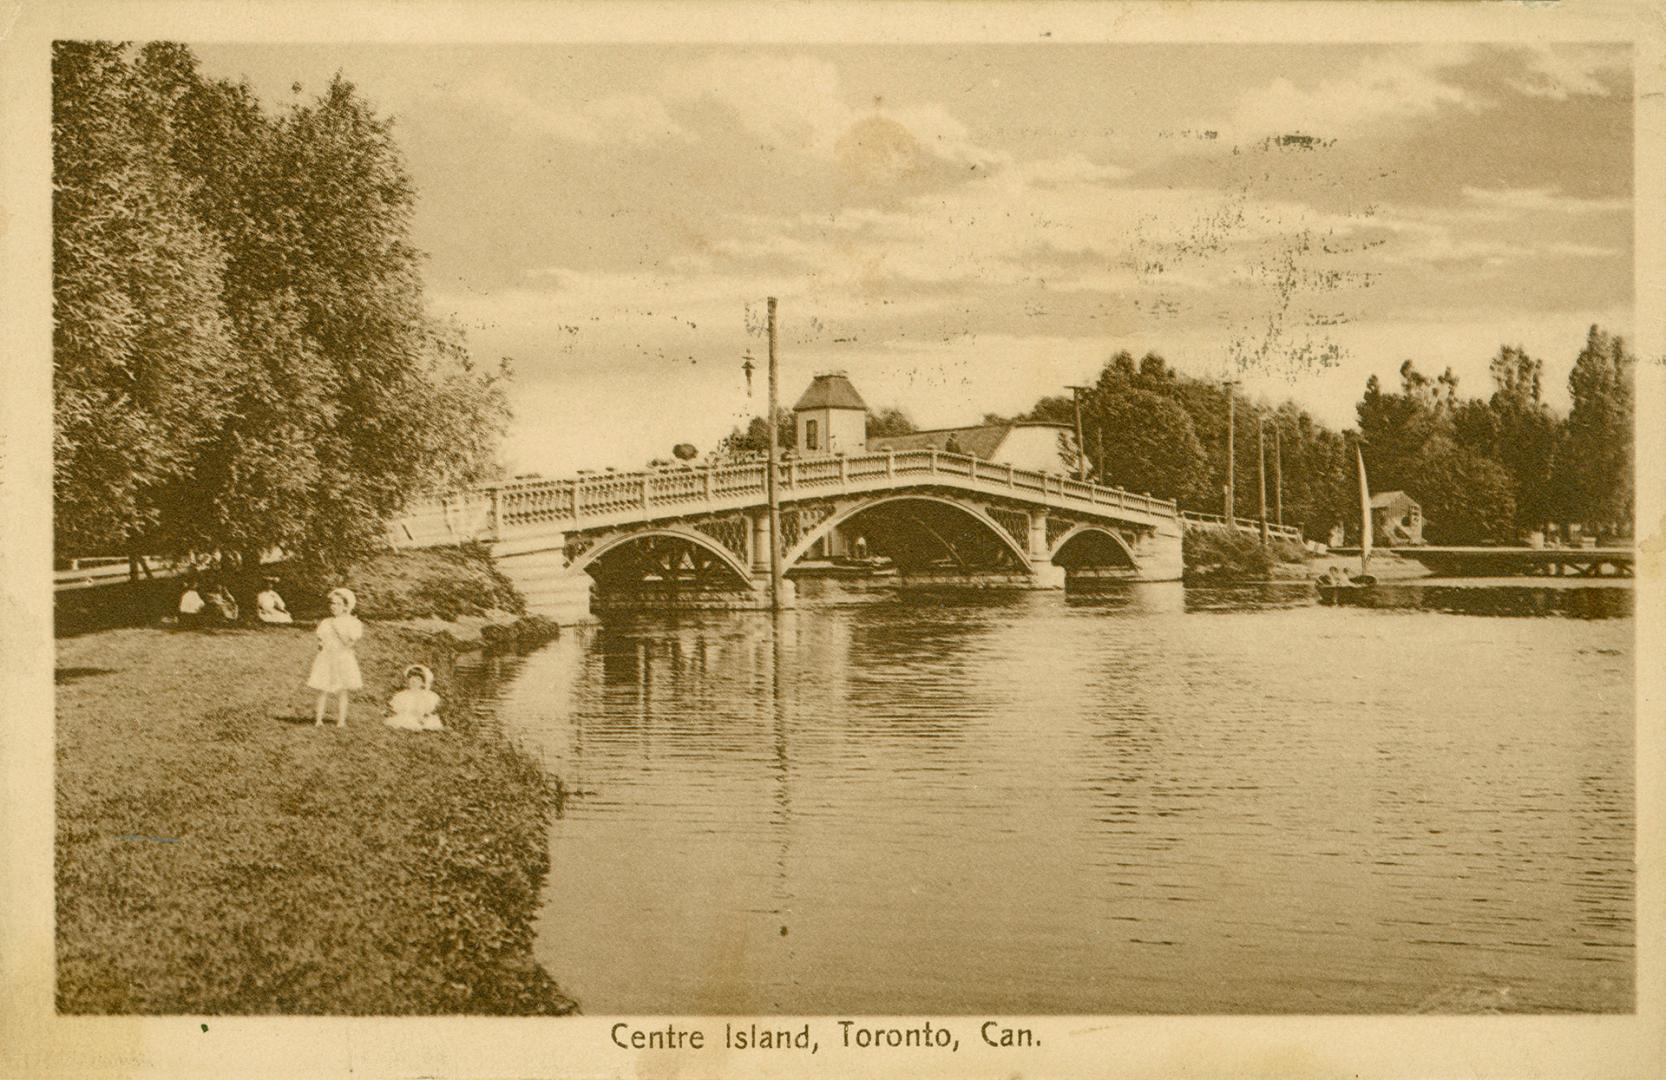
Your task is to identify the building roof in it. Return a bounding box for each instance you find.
[868,420,1076,459]
[867,424,1013,459]
[1370,490,1417,508]
[793,373,868,412]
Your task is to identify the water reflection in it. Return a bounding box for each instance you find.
[479,583,1633,1014]
[1182,579,1632,618]
[1326,582,1632,619]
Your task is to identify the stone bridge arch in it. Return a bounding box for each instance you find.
[566,524,756,586]
[1047,522,1140,570]
[782,492,1035,574]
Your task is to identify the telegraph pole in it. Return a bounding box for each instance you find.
[1273,424,1284,528]
[1257,416,1270,544]
[765,298,783,611]
[1224,380,1238,525]
[1066,385,1090,481]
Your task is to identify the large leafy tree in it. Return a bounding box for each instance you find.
[1083,380,1210,504]
[1266,404,1351,542]
[1355,360,1459,495]
[1555,325,1634,535]
[1475,346,1558,533]
[53,42,509,566]
[53,41,236,558]
[1409,438,1517,544]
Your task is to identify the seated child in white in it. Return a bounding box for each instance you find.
[385,665,443,731]
[255,579,293,624]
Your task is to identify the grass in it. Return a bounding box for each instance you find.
[55,621,576,1015]
[1183,529,1309,583]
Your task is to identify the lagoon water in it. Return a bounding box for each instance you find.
[468,581,1633,1014]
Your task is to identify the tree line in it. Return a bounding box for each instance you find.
[1015,328,1634,545]
[710,329,1632,546]
[54,42,508,568]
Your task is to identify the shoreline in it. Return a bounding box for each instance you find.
[55,614,577,1015]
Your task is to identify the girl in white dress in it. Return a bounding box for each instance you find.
[309,588,363,727]
[384,665,443,731]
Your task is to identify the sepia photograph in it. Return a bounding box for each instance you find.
[2,1,1662,1077]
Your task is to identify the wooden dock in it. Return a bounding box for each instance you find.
[1335,545,1634,578]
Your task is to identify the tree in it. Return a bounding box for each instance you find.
[1555,325,1634,536]
[52,41,235,557]
[1482,346,1557,534]
[1355,361,1457,494]
[1408,437,1517,544]
[715,408,794,459]
[1084,384,1210,503]
[1018,394,1074,425]
[866,406,917,438]
[1268,405,1351,542]
[53,43,512,567]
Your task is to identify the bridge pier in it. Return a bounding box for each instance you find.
[489,538,597,624]
[1026,510,1067,589]
[1125,523,1184,582]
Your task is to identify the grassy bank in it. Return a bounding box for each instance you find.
[56,556,575,1014]
[57,543,527,636]
[1183,529,1310,583]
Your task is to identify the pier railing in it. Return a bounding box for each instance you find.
[389,449,1182,548]
[1180,510,1304,543]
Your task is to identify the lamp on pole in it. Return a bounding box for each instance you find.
[1066,385,1090,481]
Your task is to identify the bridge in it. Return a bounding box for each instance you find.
[388,448,1193,622]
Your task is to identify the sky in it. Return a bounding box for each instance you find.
[193,42,1634,474]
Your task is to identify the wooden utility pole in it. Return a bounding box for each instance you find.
[1224,380,1238,524]
[1066,385,1090,481]
[1273,425,1283,528]
[1257,416,1270,544]
[765,298,783,611]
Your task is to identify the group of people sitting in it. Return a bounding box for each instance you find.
[1315,565,1358,587]
[175,576,294,627]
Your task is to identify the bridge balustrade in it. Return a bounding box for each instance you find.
[712,462,766,498]
[389,449,1188,548]
[1179,510,1304,543]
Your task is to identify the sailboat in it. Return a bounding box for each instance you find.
[1354,441,1377,586]
[1317,439,1378,601]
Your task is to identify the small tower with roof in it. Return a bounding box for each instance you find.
[792,373,868,456]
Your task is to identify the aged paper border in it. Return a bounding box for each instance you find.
[3,2,1662,1077]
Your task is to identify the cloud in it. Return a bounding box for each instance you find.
[1208,43,1627,147]
[665,53,846,150]
[1505,45,1625,100]
[1543,242,1623,259]
[662,52,1004,172]
[1216,46,1477,141]
[450,72,690,146]
[1459,186,1631,216]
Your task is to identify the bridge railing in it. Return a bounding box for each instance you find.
[1180,510,1304,543]
[389,449,1183,548]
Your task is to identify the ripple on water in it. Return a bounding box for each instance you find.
[478,585,1632,1014]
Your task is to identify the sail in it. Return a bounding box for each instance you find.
[1356,442,1373,575]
